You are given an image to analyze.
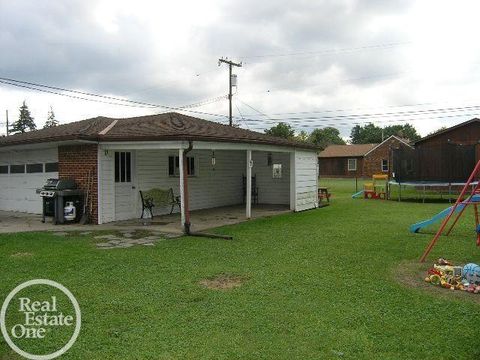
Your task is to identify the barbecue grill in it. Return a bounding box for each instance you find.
[37,178,84,224]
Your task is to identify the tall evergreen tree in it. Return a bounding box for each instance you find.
[44,106,59,128]
[11,101,36,133]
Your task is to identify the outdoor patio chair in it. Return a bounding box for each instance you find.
[139,188,181,219]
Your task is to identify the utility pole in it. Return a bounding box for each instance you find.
[218,57,242,126]
[5,110,8,136]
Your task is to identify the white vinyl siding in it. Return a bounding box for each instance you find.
[294,150,318,211]
[98,145,316,223]
[0,148,58,214]
[252,152,290,205]
[136,149,246,215]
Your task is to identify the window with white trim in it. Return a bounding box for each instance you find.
[115,152,132,183]
[381,159,388,172]
[168,156,196,176]
[347,158,357,171]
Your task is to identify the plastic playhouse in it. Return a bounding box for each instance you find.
[352,174,388,199]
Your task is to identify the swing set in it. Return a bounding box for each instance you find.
[420,160,480,262]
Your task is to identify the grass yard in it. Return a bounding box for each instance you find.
[1,180,480,359]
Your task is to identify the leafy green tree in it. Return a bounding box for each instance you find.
[11,101,36,134]
[384,124,420,142]
[308,127,345,149]
[265,122,295,139]
[295,130,310,143]
[44,106,59,128]
[350,123,420,144]
[350,123,382,144]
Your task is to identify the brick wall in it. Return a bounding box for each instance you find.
[58,144,98,224]
[363,137,409,178]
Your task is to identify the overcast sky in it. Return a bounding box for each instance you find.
[1,0,479,139]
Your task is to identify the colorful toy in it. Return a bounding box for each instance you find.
[424,259,480,294]
[425,260,465,291]
[463,263,480,285]
[362,174,388,200]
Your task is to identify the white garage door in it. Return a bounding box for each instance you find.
[0,147,58,214]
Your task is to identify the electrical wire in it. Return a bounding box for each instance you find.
[1,76,478,133]
[0,77,234,121]
[239,41,411,60]
[234,101,250,130]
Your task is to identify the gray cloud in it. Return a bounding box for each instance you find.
[0,0,477,137]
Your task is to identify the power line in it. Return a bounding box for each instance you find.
[239,41,411,60]
[236,98,480,122]
[178,94,228,109]
[0,79,157,109]
[0,77,234,121]
[242,112,480,130]
[234,101,250,130]
[1,76,478,133]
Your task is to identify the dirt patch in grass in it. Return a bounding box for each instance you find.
[10,252,33,258]
[393,260,480,305]
[199,274,247,290]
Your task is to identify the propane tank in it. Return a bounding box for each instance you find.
[64,201,76,221]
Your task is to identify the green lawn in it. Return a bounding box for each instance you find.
[1,181,479,359]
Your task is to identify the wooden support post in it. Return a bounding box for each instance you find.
[290,152,296,211]
[179,149,185,228]
[246,150,252,219]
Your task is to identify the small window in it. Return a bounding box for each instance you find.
[168,156,196,176]
[115,152,132,183]
[347,158,357,171]
[10,164,25,174]
[0,165,8,174]
[45,162,58,172]
[381,159,389,172]
[27,163,44,173]
[272,163,282,179]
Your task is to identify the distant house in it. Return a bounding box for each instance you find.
[319,136,413,178]
[414,118,480,148]
[393,118,480,182]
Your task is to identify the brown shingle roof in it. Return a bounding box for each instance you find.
[0,112,318,150]
[319,143,378,157]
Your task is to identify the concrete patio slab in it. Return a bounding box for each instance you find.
[0,205,291,234]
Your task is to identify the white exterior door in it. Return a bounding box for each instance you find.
[114,151,137,220]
